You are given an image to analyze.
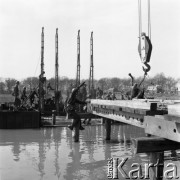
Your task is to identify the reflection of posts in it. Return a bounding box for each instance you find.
[74,121,80,142]
[119,125,124,143]
[123,125,131,144]
[12,142,21,161]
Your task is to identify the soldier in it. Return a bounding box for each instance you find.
[111,92,117,100]
[65,82,87,131]
[96,87,103,99]
[129,73,146,99]
[47,82,54,93]
[29,88,38,106]
[12,81,21,110]
[21,86,27,101]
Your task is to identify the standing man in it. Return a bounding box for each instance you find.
[65,82,87,131]
[29,88,38,107]
[21,86,27,102]
[12,81,21,110]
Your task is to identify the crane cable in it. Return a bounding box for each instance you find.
[138,0,152,76]
[138,0,151,38]
[138,0,142,38]
[148,0,151,40]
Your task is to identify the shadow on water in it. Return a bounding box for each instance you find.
[0,124,149,180]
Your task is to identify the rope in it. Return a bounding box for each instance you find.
[138,0,151,39]
[34,52,41,77]
[148,0,151,40]
[138,0,142,37]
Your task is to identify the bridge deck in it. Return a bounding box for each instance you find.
[88,99,180,142]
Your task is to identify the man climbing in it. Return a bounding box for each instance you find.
[65,82,87,131]
[129,73,146,99]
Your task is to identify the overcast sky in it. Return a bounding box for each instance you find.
[0,0,179,80]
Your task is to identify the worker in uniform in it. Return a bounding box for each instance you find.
[111,92,117,100]
[96,87,103,99]
[12,81,21,110]
[129,73,145,100]
[65,82,87,131]
[21,86,27,102]
[29,88,38,107]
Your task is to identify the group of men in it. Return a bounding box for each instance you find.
[95,74,145,101]
[12,81,38,110]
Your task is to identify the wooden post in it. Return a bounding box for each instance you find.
[132,137,180,180]
[148,152,164,180]
[105,118,111,140]
[52,110,56,125]
[132,137,180,153]
[74,121,80,142]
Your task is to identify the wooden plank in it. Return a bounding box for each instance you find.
[144,116,180,142]
[90,99,157,111]
[168,104,180,117]
[132,137,180,153]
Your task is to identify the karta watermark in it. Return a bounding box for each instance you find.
[107,157,179,179]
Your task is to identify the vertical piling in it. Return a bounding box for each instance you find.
[105,118,111,140]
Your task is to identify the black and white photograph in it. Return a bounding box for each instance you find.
[0,0,180,179]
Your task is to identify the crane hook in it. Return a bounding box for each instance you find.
[142,62,151,75]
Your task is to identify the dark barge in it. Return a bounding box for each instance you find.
[0,105,40,129]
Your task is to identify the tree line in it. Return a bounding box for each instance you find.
[0,73,179,96]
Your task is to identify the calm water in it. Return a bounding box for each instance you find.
[0,124,153,180]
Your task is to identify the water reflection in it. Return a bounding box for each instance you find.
[0,124,147,180]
